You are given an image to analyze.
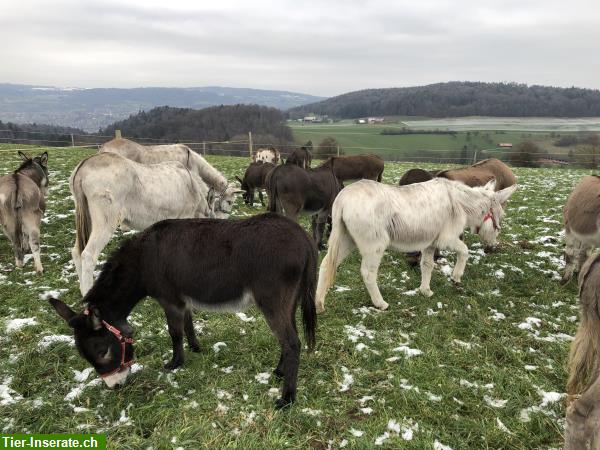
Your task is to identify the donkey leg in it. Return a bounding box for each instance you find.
[448,239,469,283]
[315,213,328,250]
[256,288,300,408]
[419,247,436,297]
[162,303,186,370]
[562,232,582,285]
[270,319,301,408]
[184,309,200,352]
[22,211,43,275]
[79,227,114,296]
[359,250,388,310]
[72,244,82,280]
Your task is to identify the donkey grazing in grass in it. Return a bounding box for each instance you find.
[267,163,340,249]
[100,138,240,218]
[436,158,516,193]
[318,154,384,186]
[70,152,213,295]
[0,151,49,274]
[562,176,600,285]
[50,213,317,408]
[235,161,275,205]
[315,178,517,312]
[565,251,600,449]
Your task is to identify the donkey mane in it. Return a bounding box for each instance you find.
[14,158,37,174]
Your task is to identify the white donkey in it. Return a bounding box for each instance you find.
[100,138,240,218]
[70,152,213,295]
[315,178,517,312]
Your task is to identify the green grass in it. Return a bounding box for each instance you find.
[0,144,593,449]
[290,121,591,160]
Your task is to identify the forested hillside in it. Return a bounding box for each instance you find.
[101,105,293,144]
[288,82,600,118]
[0,120,85,147]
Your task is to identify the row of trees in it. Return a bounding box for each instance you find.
[101,105,294,147]
[289,82,600,119]
[0,120,84,147]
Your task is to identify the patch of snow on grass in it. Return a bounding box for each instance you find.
[38,334,74,349]
[6,317,37,332]
[254,372,271,384]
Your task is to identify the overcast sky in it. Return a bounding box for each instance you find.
[1,0,599,96]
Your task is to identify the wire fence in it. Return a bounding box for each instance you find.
[0,128,598,168]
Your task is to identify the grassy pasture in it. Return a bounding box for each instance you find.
[0,143,593,449]
[290,120,595,160]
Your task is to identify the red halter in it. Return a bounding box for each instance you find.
[84,309,135,378]
[475,209,499,234]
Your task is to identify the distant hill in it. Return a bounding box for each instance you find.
[101,105,293,148]
[0,84,324,131]
[288,82,600,119]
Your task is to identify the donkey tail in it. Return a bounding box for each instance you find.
[567,254,600,395]
[300,238,317,351]
[315,199,348,311]
[70,162,92,254]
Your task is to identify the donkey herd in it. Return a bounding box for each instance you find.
[1,138,599,445]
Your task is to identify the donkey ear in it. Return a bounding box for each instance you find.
[87,306,103,330]
[495,184,517,204]
[18,151,31,161]
[49,298,77,324]
[483,178,496,191]
[39,152,48,166]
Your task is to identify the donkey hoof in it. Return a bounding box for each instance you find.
[420,288,434,297]
[36,269,44,276]
[273,368,284,378]
[316,305,325,314]
[274,397,293,409]
[560,276,572,286]
[164,360,183,371]
[376,302,389,311]
[189,344,201,353]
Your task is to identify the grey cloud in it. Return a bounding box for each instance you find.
[1,0,600,96]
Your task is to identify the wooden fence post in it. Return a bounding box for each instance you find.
[115,130,122,139]
[337,145,340,156]
[472,149,478,164]
[70,134,75,147]
[202,142,206,156]
[248,131,253,157]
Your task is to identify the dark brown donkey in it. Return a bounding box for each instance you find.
[286,145,313,169]
[267,163,340,249]
[318,154,384,187]
[50,213,317,409]
[0,151,49,274]
[235,161,275,205]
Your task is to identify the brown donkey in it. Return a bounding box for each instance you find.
[0,151,49,274]
[562,176,600,285]
[565,251,600,449]
[436,158,516,192]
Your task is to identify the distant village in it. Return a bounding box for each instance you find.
[296,114,385,124]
